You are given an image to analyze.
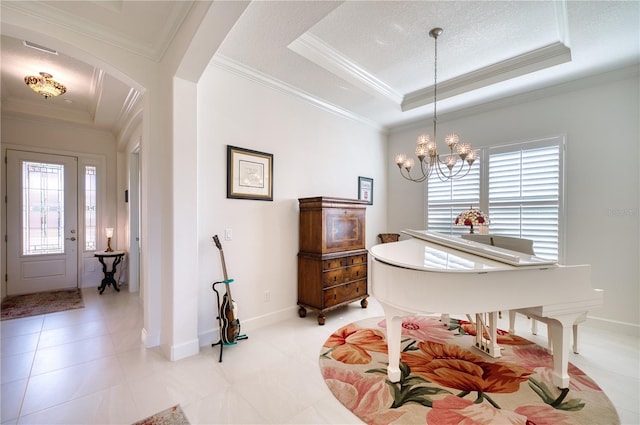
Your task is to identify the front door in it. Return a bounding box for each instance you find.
[6,150,78,295]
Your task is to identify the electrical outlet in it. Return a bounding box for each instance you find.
[263,290,270,302]
[225,228,232,241]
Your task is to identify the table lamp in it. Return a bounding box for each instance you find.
[454,206,488,234]
[105,227,114,252]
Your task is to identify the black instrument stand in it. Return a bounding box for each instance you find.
[211,280,248,362]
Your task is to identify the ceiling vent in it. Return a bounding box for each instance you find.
[23,40,58,55]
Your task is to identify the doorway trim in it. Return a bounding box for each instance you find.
[128,148,141,293]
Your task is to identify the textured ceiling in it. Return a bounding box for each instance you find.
[1,1,638,135]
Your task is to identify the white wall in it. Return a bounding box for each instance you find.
[196,66,388,342]
[388,69,640,329]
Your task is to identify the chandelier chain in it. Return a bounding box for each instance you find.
[433,30,438,144]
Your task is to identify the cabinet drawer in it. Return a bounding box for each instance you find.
[322,268,347,286]
[322,264,367,287]
[345,253,367,266]
[322,258,346,270]
[323,280,367,308]
[348,264,366,281]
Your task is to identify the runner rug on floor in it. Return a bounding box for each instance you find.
[132,405,189,425]
[319,316,619,425]
[1,289,84,321]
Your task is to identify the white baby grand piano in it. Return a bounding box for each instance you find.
[369,230,604,389]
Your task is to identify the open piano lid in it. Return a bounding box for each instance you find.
[402,229,557,267]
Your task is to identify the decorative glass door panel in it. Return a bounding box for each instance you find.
[6,150,78,295]
[22,161,65,255]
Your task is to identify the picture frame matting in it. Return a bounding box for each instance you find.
[227,145,273,201]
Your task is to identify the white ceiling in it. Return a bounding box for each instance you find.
[2,1,638,135]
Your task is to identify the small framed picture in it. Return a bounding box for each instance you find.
[227,145,273,201]
[358,176,373,205]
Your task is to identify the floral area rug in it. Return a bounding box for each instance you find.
[1,289,84,321]
[319,316,619,425]
[132,405,190,425]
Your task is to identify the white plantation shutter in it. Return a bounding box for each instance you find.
[427,159,480,235]
[426,137,564,261]
[488,140,562,260]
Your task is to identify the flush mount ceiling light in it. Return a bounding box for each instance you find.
[24,72,67,99]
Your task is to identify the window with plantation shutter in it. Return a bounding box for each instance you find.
[488,140,562,260]
[427,159,481,235]
[426,137,564,262]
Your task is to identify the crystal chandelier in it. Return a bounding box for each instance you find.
[395,28,477,182]
[24,72,67,99]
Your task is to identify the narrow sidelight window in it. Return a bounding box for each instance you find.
[85,165,97,251]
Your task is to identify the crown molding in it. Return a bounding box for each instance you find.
[390,63,640,135]
[89,68,104,122]
[401,42,572,112]
[212,55,384,132]
[1,98,108,132]
[288,32,403,105]
[111,87,142,139]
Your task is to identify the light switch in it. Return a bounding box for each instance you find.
[225,228,233,241]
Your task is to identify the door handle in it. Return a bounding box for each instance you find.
[66,237,77,241]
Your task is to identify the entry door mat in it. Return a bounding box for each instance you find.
[319,316,619,425]
[1,289,84,321]
[132,405,190,425]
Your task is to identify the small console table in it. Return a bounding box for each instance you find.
[94,250,125,294]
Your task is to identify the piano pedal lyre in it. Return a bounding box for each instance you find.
[473,312,502,358]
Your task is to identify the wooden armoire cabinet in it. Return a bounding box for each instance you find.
[297,196,368,325]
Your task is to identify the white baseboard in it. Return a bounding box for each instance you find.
[199,328,218,347]
[168,338,200,361]
[141,327,160,347]
[584,315,640,337]
[241,305,299,333]
[198,305,298,347]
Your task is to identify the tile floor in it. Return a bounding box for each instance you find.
[1,288,638,424]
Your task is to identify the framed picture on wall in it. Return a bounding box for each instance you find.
[227,145,273,201]
[358,176,373,205]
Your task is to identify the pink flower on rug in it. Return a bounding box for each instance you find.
[515,405,576,425]
[321,366,405,425]
[402,341,534,394]
[427,395,528,424]
[510,346,602,392]
[323,323,388,364]
[377,316,453,344]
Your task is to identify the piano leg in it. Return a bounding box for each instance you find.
[385,314,403,383]
[440,313,450,327]
[508,310,516,335]
[381,304,407,383]
[545,313,585,389]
